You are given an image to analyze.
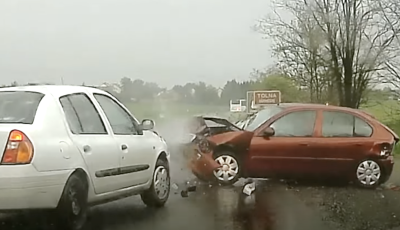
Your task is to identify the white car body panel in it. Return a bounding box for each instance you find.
[0,85,169,210]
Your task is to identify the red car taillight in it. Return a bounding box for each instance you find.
[1,130,34,164]
[380,142,395,157]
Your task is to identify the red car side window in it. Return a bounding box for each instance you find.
[269,110,317,137]
[322,111,372,137]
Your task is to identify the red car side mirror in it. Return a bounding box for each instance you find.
[263,127,275,137]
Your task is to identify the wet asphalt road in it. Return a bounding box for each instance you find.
[2,121,400,230]
[2,151,400,230]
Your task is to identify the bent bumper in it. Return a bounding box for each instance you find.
[187,147,221,180]
[0,165,71,210]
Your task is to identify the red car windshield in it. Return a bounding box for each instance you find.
[244,106,284,131]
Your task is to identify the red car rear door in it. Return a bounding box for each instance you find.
[311,110,375,176]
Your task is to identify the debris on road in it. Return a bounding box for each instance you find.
[180,185,197,198]
[187,185,197,192]
[243,181,256,196]
[172,183,179,190]
[181,190,189,198]
[179,179,200,198]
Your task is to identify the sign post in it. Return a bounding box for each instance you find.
[246,91,254,113]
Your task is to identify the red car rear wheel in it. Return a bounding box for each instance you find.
[355,159,382,189]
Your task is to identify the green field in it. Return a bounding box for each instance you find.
[362,100,400,154]
[361,100,400,123]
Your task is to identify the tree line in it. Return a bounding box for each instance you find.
[2,71,393,107]
[111,72,309,105]
[0,73,309,105]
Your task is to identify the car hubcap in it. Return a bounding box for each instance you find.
[68,188,81,215]
[154,166,169,199]
[213,155,239,182]
[357,160,381,186]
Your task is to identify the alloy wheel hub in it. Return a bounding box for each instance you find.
[153,166,169,200]
[72,200,80,215]
[69,188,81,215]
[356,160,381,186]
[222,164,229,171]
[213,155,239,182]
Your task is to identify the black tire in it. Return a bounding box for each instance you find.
[354,159,382,189]
[212,151,241,186]
[54,173,89,230]
[141,159,170,207]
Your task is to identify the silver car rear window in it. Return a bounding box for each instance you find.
[0,91,44,124]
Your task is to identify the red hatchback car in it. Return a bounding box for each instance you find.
[188,103,398,188]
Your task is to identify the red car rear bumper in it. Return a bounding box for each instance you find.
[379,156,394,183]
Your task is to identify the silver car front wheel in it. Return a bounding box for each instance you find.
[141,159,170,207]
[153,166,169,200]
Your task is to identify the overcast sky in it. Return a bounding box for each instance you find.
[0,0,274,88]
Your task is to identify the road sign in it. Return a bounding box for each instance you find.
[253,90,281,105]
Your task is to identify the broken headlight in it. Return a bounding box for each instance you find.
[198,138,212,153]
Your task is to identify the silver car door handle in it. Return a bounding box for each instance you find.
[121,144,128,150]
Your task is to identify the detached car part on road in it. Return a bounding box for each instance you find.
[0,85,171,230]
[186,104,398,189]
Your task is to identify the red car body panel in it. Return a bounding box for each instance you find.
[188,104,397,182]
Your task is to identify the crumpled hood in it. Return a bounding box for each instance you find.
[187,115,242,136]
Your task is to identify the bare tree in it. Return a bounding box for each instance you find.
[257,0,400,108]
[255,1,331,103]
[378,0,400,98]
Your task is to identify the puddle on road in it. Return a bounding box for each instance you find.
[190,181,276,230]
[185,179,337,230]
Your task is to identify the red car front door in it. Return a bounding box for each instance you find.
[245,109,320,178]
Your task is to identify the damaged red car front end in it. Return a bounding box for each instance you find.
[185,116,253,181]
